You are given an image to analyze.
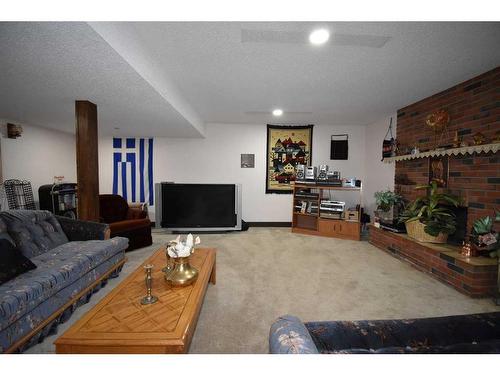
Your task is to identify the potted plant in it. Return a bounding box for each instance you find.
[469,211,500,257]
[374,190,404,224]
[398,181,460,243]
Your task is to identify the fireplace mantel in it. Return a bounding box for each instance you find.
[383,143,499,163]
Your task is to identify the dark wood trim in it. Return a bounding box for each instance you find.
[76,100,99,221]
[5,258,126,354]
[152,222,292,229]
[246,222,292,227]
[0,132,2,183]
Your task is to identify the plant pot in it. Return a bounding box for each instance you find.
[375,209,394,224]
[405,220,448,243]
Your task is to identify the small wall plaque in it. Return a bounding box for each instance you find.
[241,154,255,168]
[7,123,23,139]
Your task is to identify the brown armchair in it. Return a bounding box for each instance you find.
[99,194,153,251]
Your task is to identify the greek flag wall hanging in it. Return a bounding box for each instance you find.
[112,138,154,205]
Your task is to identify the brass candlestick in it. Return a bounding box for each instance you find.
[140,264,158,305]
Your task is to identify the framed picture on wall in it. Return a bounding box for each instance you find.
[265,124,313,194]
[428,155,449,188]
[241,154,255,168]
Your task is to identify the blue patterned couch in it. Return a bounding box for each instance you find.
[0,210,128,353]
[269,313,500,354]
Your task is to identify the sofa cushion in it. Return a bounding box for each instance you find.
[109,218,151,233]
[0,218,14,245]
[0,236,128,331]
[0,252,125,352]
[0,210,69,259]
[269,315,319,354]
[99,194,128,223]
[305,313,500,353]
[326,339,500,354]
[0,239,37,285]
[126,207,147,220]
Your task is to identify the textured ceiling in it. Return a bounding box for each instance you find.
[1,22,500,136]
[131,22,500,126]
[0,22,202,137]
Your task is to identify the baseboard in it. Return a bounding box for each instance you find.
[152,221,291,228]
[246,222,292,227]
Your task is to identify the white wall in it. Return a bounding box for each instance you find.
[0,120,76,206]
[99,123,367,222]
[0,119,392,221]
[362,114,396,218]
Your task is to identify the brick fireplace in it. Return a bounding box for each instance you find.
[369,66,499,298]
[395,66,500,231]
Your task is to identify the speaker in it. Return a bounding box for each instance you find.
[318,165,328,180]
[305,166,317,180]
[296,164,306,180]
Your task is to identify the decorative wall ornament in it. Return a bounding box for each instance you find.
[266,124,313,194]
[381,117,396,160]
[428,155,449,188]
[425,109,450,149]
[241,154,255,168]
[7,123,23,139]
[472,132,487,145]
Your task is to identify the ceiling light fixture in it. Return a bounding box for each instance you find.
[309,29,330,45]
[272,109,283,116]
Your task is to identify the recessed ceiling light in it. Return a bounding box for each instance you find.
[309,29,330,45]
[272,109,283,116]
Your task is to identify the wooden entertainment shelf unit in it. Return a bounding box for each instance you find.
[291,182,362,241]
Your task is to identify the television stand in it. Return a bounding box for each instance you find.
[291,182,362,241]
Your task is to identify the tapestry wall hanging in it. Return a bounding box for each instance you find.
[266,124,313,194]
[112,138,154,205]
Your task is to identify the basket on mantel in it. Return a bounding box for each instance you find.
[405,220,448,244]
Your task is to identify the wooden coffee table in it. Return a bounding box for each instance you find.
[55,247,216,354]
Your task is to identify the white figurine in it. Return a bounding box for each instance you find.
[166,234,201,258]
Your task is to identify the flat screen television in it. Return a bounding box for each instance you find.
[155,183,242,231]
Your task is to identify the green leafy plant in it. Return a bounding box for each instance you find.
[470,211,500,258]
[374,190,404,212]
[399,181,460,237]
[472,211,500,235]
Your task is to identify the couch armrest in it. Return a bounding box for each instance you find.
[269,315,319,354]
[126,207,147,220]
[57,216,110,241]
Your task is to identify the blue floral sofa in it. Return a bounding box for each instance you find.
[0,210,128,353]
[269,313,500,354]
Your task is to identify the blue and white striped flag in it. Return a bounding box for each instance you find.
[112,138,154,205]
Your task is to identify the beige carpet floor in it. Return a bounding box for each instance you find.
[26,227,500,354]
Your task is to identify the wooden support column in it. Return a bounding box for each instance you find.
[75,100,100,221]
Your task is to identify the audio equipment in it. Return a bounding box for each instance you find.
[320,200,345,212]
[305,166,317,180]
[343,178,357,187]
[317,165,329,180]
[295,191,319,199]
[296,164,306,180]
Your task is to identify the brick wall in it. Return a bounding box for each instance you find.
[370,226,498,298]
[395,66,500,231]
